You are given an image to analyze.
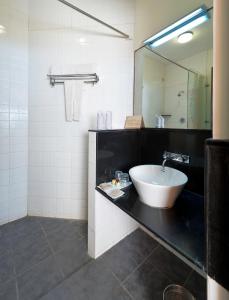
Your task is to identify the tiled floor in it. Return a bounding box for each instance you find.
[0,217,206,300]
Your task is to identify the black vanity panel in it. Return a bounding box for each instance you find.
[93,128,212,271]
[141,129,212,195]
[96,186,205,270]
[206,139,229,290]
[95,128,211,194]
[96,130,141,185]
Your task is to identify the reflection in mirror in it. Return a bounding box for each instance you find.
[134,7,213,129]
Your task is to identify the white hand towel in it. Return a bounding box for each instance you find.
[64,80,83,122]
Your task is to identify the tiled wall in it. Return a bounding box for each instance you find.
[0,0,28,225]
[28,0,135,219]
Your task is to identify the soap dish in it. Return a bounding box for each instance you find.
[107,189,124,199]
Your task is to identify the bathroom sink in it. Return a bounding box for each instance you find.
[129,165,188,208]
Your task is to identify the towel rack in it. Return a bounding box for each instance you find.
[47,73,99,86]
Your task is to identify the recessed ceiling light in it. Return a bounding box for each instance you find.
[0,25,6,34]
[178,31,193,44]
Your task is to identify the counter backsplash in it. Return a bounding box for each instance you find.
[94,128,212,195]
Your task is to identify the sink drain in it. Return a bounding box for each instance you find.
[163,284,196,300]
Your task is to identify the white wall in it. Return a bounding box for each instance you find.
[180,49,213,129]
[180,49,213,79]
[28,0,135,219]
[0,0,28,225]
[163,64,188,128]
[142,55,164,127]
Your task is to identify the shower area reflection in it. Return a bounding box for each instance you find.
[188,70,212,129]
[134,46,213,129]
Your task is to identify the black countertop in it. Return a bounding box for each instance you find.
[96,186,205,271]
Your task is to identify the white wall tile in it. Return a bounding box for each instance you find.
[8,196,27,222]
[0,0,28,225]
[29,151,55,167]
[0,170,10,186]
[29,166,56,182]
[56,167,71,183]
[0,137,9,154]
[9,182,27,200]
[56,183,71,199]
[27,0,135,220]
[56,198,87,220]
[10,167,27,184]
[0,199,9,225]
[0,113,9,121]
[55,152,71,168]
[0,186,9,203]
[0,154,10,170]
[41,197,57,218]
[10,152,28,168]
[28,182,56,198]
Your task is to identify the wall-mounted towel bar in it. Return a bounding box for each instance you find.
[47,73,99,86]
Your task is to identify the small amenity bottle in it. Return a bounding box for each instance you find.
[105,111,112,129]
[97,111,106,130]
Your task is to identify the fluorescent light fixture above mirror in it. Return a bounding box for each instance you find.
[144,6,209,48]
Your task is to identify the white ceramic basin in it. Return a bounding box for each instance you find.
[129,165,188,208]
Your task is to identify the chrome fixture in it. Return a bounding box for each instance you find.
[162,151,190,171]
[155,115,165,128]
[57,0,129,39]
[47,73,99,87]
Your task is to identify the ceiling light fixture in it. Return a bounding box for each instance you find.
[144,6,209,48]
[178,31,193,44]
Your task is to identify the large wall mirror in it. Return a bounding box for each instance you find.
[134,7,213,129]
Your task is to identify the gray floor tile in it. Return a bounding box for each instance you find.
[184,271,207,300]
[123,229,159,264]
[13,230,52,275]
[46,223,82,253]
[112,286,133,300]
[0,217,205,300]
[55,237,91,278]
[146,245,192,285]
[41,283,132,300]
[74,221,88,238]
[98,229,158,282]
[12,227,45,254]
[17,255,63,300]
[0,233,12,258]
[124,256,172,300]
[38,217,75,235]
[41,260,129,300]
[0,279,17,300]
[13,246,52,277]
[0,254,15,284]
[5,217,41,241]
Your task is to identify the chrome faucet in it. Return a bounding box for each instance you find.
[162,151,190,171]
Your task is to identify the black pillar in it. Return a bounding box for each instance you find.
[206,139,229,291]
